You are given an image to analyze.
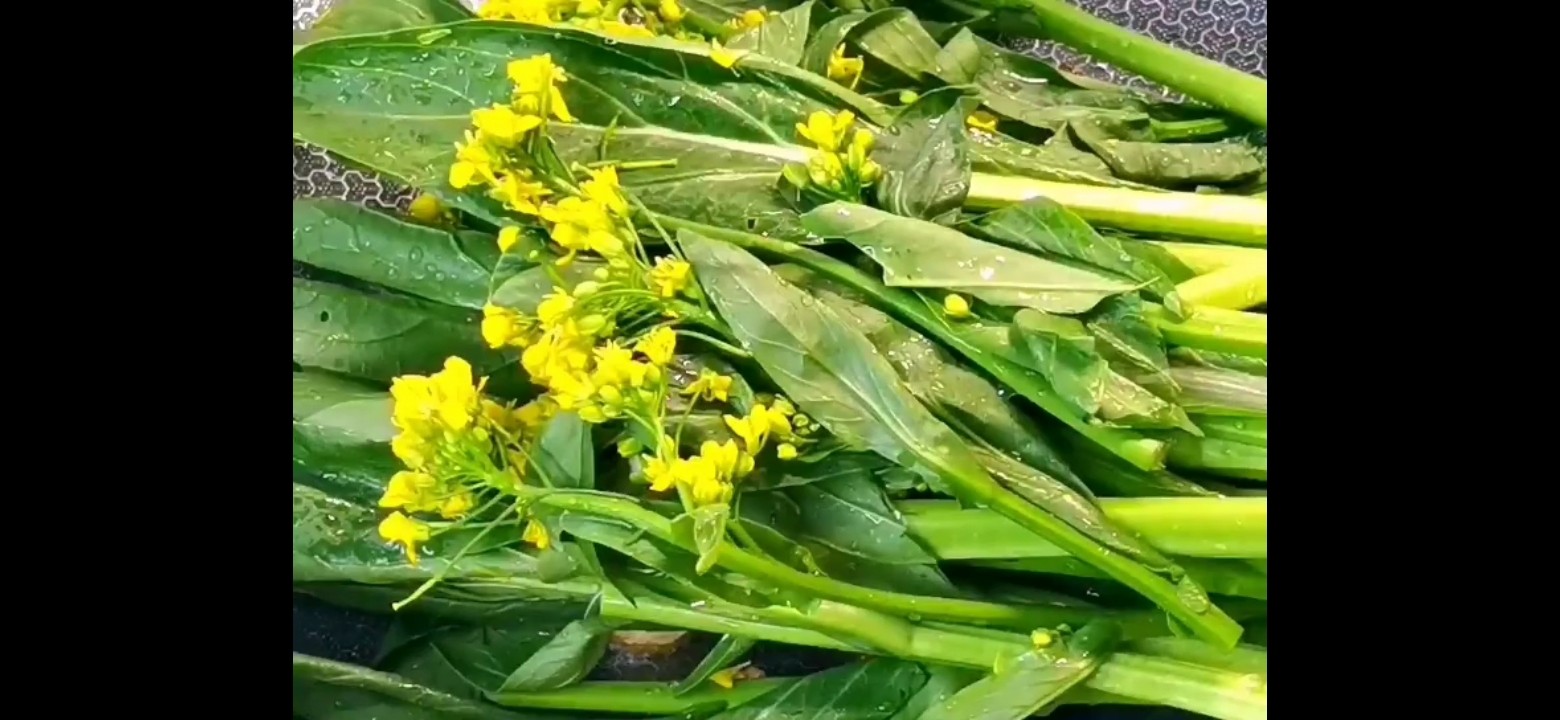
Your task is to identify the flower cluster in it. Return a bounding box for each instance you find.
[478,0,758,62]
[376,357,555,563]
[448,54,574,216]
[794,110,882,199]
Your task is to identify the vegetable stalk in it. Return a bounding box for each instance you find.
[976,0,1268,127]
[966,175,1268,246]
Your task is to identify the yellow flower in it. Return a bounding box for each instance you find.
[643,455,678,492]
[966,110,999,133]
[407,193,444,224]
[943,293,972,318]
[536,288,576,327]
[827,45,864,90]
[658,0,685,23]
[490,172,551,216]
[583,18,658,40]
[450,131,498,189]
[592,341,652,390]
[710,41,745,69]
[391,431,432,470]
[498,225,525,253]
[549,371,598,411]
[390,357,484,434]
[515,397,558,432]
[635,327,678,366]
[733,9,769,30]
[542,197,625,261]
[522,322,592,385]
[796,110,855,152]
[508,54,575,123]
[472,104,543,146]
[683,368,733,402]
[701,439,754,480]
[1031,629,1054,649]
[776,442,799,460]
[379,471,439,512]
[482,304,533,349]
[647,256,693,298]
[710,665,746,689]
[724,406,771,455]
[806,151,845,189]
[576,0,605,15]
[686,461,731,506]
[523,518,552,549]
[581,166,630,217]
[379,512,431,565]
[440,491,476,519]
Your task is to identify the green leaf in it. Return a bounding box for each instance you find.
[965,197,1185,317]
[874,87,979,224]
[293,653,548,720]
[532,412,595,489]
[848,9,942,81]
[1167,348,1267,377]
[783,473,936,565]
[488,257,600,313]
[678,229,993,494]
[293,371,399,506]
[727,2,814,65]
[801,203,1133,314]
[918,621,1119,720]
[1085,295,1177,397]
[1011,309,1196,432]
[496,618,613,693]
[1059,438,1217,498]
[886,665,981,720]
[710,658,930,720]
[294,198,496,310]
[298,0,473,44]
[292,277,519,392]
[558,513,769,605]
[691,503,731,575]
[674,635,758,695]
[1070,120,1265,187]
[775,265,1086,495]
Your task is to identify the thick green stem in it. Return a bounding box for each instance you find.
[490,677,787,713]
[1145,303,1267,359]
[1151,241,1265,275]
[1176,262,1267,311]
[656,214,1165,470]
[1165,436,1267,482]
[991,0,1267,127]
[1084,653,1267,720]
[966,175,1267,246]
[1129,638,1268,676]
[531,490,1126,632]
[972,557,1267,601]
[898,497,1267,559]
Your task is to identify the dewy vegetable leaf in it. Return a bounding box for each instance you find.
[918,621,1120,720]
[293,371,400,506]
[965,197,1186,318]
[293,653,543,720]
[783,473,939,565]
[1069,120,1264,187]
[727,1,814,65]
[293,198,496,310]
[531,412,595,489]
[802,203,1133,314]
[712,658,931,720]
[297,0,472,44]
[495,618,613,693]
[874,86,980,224]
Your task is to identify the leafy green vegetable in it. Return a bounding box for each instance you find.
[674,634,758,695]
[918,621,1119,720]
[728,2,814,65]
[531,412,595,489]
[1070,120,1265,187]
[293,653,548,720]
[874,87,980,224]
[783,473,937,565]
[1170,366,1268,416]
[297,0,472,44]
[712,658,930,720]
[803,203,1133,314]
[1085,295,1178,397]
[294,198,496,310]
[496,618,613,693]
[965,197,1186,317]
[293,370,399,506]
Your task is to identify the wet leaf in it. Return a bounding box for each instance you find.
[711,658,930,720]
[1070,120,1265,187]
[293,653,549,720]
[965,197,1185,317]
[802,203,1133,314]
[293,371,399,506]
[679,229,993,493]
[874,87,980,224]
[918,621,1119,720]
[784,473,936,565]
[293,198,496,310]
[496,618,613,692]
[1085,295,1177,397]
[674,634,758,695]
[532,412,595,489]
[728,2,814,65]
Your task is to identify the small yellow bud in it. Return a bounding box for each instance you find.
[572,281,602,298]
[498,226,523,253]
[593,267,612,281]
[943,293,972,319]
[658,0,685,23]
[408,193,444,224]
[1031,629,1054,649]
[898,90,920,105]
[776,443,798,460]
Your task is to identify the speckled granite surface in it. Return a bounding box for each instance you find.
[291,0,1266,706]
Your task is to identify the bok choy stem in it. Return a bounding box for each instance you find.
[965,175,1267,246]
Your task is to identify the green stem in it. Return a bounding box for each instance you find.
[683,11,740,41]
[965,175,1267,246]
[1145,303,1267,359]
[1176,262,1267,311]
[897,497,1267,559]
[1165,436,1267,482]
[1084,652,1267,720]
[490,677,787,713]
[530,489,1123,632]
[994,0,1267,127]
[656,214,1164,471]
[1129,637,1268,677]
[972,557,1267,601]
[1150,116,1239,142]
[1151,241,1266,275]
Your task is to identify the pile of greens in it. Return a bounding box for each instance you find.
[292,1,1267,718]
